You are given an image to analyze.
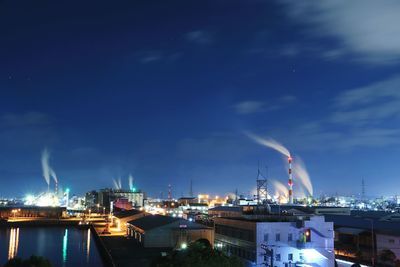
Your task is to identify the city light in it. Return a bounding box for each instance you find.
[180,243,187,249]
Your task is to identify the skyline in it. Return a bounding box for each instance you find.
[1,0,400,198]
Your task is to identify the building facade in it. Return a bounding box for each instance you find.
[214,216,335,267]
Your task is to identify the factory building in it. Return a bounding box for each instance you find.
[126,214,214,248]
[214,215,335,267]
[90,188,145,211]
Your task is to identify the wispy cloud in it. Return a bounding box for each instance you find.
[234,101,265,114]
[331,75,400,125]
[138,51,163,64]
[0,111,51,127]
[283,1,400,64]
[233,95,296,115]
[185,30,213,45]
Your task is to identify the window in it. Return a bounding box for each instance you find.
[299,253,304,262]
[264,233,269,242]
[288,233,293,241]
[288,253,293,261]
[275,253,281,261]
[276,233,280,241]
[389,239,395,244]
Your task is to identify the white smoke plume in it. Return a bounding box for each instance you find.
[247,133,314,198]
[271,179,288,204]
[41,149,51,186]
[246,132,291,157]
[118,178,122,190]
[112,178,120,190]
[50,167,58,184]
[128,174,134,190]
[292,156,313,196]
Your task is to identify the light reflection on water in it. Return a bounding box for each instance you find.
[8,228,19,260]
[0,227,103,267]
[62,229,68,267]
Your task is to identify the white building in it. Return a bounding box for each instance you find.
[214,215,335,267]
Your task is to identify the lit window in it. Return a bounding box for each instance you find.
[299,253,304,261]
[264,233,269,242]
[276,233,280,241]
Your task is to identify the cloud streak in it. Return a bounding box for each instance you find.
[283,1,400,63]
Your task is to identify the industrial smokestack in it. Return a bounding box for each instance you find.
[288,155,293,204]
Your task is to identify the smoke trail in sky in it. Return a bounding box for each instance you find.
[293,156,313,196]
[247,133,313,197]
[118,178,122,190]
[50,167,58,184]
[128,174,134,190]
[246,132,291,157]
[41,149,51,186]
[112,178,120,190]
[271,179,288,203]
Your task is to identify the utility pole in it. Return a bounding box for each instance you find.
[261,244,273,267]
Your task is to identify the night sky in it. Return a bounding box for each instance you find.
[1,1,400,198]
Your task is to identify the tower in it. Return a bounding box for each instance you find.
[361,178,365,201]
[256,164,268,204]
[168,184,172,200]
[288,156,293,204]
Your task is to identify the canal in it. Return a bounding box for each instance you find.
[0,227,104,267]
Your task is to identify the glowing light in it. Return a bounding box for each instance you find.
[180,243,187,249]
[131,187,136,192]
[335,259,368,267]
[62,229,68,266]
[86,229,91,263]
[8,228,19,260]
[303,249,326,261]
[65,188,70,193]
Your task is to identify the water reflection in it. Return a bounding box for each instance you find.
[86,229,91,263]
[8,228,19,260]
[62,229,68,267]
[0,227,103,267]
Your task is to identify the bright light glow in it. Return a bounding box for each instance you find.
[62,229,68,264]
[180,243,187,249]
[24,194,35,205]
[131,187,136,192]
[188,218,193,222]
[303,249,326,261]
[335,259,368,267]
[66,188,70,193]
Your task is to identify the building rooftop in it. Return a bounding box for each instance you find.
[208,206,242,212]
[114,209,143,219]
[128,214,210,231]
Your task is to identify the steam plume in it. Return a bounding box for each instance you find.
[41,149,51,186]
[50,167,58,184]
[112,178,120,190]
[246,133,291,157]
[293,157,313,196]
[128,174,134,190]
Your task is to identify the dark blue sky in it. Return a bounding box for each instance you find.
[1,0,400,198]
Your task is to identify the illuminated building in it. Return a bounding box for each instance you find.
[92,188,145,211]
[214,216,334,267]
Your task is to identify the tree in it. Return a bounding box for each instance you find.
[151,240,243,267]
[3,255,52,267]
[380,249,397,263]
